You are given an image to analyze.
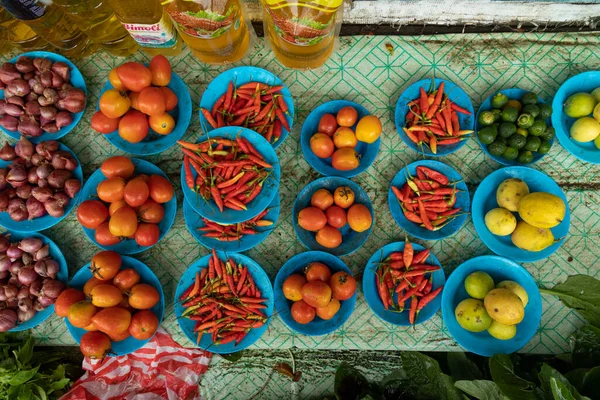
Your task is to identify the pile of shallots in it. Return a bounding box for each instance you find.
[0,234,65,331]
[0,137,81,221]
[0,56,86,137]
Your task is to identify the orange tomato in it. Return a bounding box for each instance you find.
[55,288,86,318]
[138,199,164,223]
[305,262,331,282]
[108,329,131,342]
[149,112,175,135]
[315,225,342,249]
[300,281,331,308]
[90,251,122,281]
[347,204,372,232]
[297,207,327,232]
[291,300,315,324]
[149,55,172,86]
[129,91,140,110]
[316,298,341,320]
[83,277,106,298]
[90,284,123,308]
[109,68,124,90]
[108,200,127,216]
[101,156,135,179]
[92,307,132,336]
[310,133,335,158]
[282,274,307,301]
[99,89,131,119]
[109,206,138,237]
[330,271,357,300]
[80,331,111,359]
[83,322,99,331]
[318,113,338,136]
[147,175,174,203]
[138,87,166,117]
[91,111,119,134]
[119,110,149,143]
[95,222,120,246]
[326,205,347,229]
[77,200,108,229]
[336,106,358,127]
[333,187,355,209]
[97,177,126,203]
[113,269,141,291]
[355,115,382,144]
[123,178,149,207]
[129,310,159,340]
[134,223,160,247]
[129,284,160,310]
[117,62,152,92]
[160,87,178,112]
[310,189,333,211]
[333,127,358,148]
[68,301,98,328]
[331,148,360,171]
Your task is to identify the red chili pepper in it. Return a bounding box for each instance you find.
[212,95,225,116]
[451,110,460,133]
[183,156,195,190]
[419,87,429,115]
[418,199,433,231]
[224,82,234,111]
[437,137,463,145]
[450,102,471,115]
[408,296,418,324]
[440,208,461,217]
[275,108,290,131]
[394,279,410,293]
[201,108,218,129]
[376,271,390,310]
[391,186,404,202]
[412,249,430,265]
[425,82,445,119]
[243,183,262,204]
[277,94,288,113]
[403,210,423,224]
[417,166,449,185]
[417,286,443,310]
[403,239,414,268]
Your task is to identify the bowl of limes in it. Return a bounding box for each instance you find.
[476,89,555,165]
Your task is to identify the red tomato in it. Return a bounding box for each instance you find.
[138,87,166,117]
[123,178,149,207]
[331,148,360,171]
[147,174,174,203]
[118,110,149,143]
[310,133,335,158]
[138,199,164,223]
[135,223,160,247]
[95,222,120,246]
[129,91,140,110]
[148,55,171,86]
[116,62,152,92]
[318,113,338,136]
[160,87,178,111]
[336,106,358,127]
[99,89,130,119]
[91,111,119,134]
[100,156,135,179]
[325,205,347,229]
[77,200,109,229]
[109,206,138,237]
[330,271,357,300]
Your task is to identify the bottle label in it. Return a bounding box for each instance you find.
[264,5,338,47]
[122,15,178,48]
[167,5,241,39]
[0,0,47,20]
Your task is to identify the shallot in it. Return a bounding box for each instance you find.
[0,309,17,331]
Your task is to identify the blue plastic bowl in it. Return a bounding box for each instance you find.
[472,166,569,262]
[476,88,554,165]
[199,66,294,148]
[5,231,68,332]
[395,78,474,156]
[65,256,165,356]
[363,242,445,326]
[79,158,177,254]
[0,143,83,232]
[184,195,280,253]
[180,127,280,224]
[387,160,470,240]
[0,51,86,142]
[174,251,274,353]
[441,256,542,356]
[98,69,192,155]
[552,71,600,164]
[292,177,374,257]
[274,251,356,336]
[300,100,380,178]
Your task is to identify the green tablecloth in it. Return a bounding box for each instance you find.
[2,32,599,356]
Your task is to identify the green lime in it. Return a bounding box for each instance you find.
[524,135,541,152]
[516,128,528,137]
[498,122,517,138]
[478,111,496,126]
[522,104,540,118]
[497,136,507,145]
[508,134,526,149]
[517,113,535,128]
[501,107,519,123]
[478,125,498,145]
[488,140,507,156]
[521,92,538,105]
[465,272,495,299]
[537,140,552,154]
[505,100,522,111]
[491,93,509,109]
[528,120,547,136]
[491,109,502,122]
[538,104,553,120]
[503,147,519,160]
[540,126,555,141]
[517,150,534,164]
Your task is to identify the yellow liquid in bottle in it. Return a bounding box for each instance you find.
[261,0,342,69]
[0,1,96,58]
[53,0,139,57]
[165,0,250,64]
[107,0,183,57]
[0,7,51,52]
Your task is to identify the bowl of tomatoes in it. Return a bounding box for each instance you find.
[301,100,382,178]
[91,55,192,156]
[76,156,177,254]
[293,176,374,257]
[274,251,357,336]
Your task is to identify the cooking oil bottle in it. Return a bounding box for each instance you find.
[0,24,9,56]
[0,1,96,58]
[260,0,343,69]
[53,0,139,57]
[0,7,52,52]
[163,0,250,64]
[107,0,183,56]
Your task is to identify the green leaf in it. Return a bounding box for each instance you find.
[538,364,585,400]
[539,275,600,327]
[17,337,34,367]
[18,383,33,400]
[48,378,70,393]
[489,354,538,400]
[51,365,66,381]
[550,378,576,400]
[570,325,600,369]
[565,367,600,399]
[455,380,510,400]
[447,352,484,381]
[32,383,47,400]
[334,362,371,400]
[220,351,244,363]
[9,365,39,386]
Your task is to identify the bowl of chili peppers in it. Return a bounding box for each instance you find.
[388,160,470,240]
[178,127,281,225]
[175,250,274,353]
[395,78,474,156]
[183,195,280,252]
[363,241,445,326]
[199,66,294,148]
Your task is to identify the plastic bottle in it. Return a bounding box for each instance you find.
[107,0,183,56]
[0,1,96,58]
[164,0,250,64]
[53,0,139,57]
[0,24,8,56]
[0,7,51,52]
[260,0,344,69]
